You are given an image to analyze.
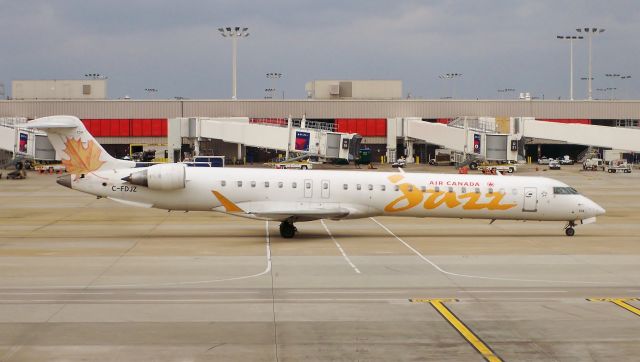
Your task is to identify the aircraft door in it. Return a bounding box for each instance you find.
[523,187,537,212]
[304,179,313,198]
[321,180,330,199]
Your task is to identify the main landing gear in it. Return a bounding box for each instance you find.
[564,221,576,237]
[279,221,297,239]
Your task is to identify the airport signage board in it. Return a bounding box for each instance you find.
[473,134,481,154]
[295,131,310,151]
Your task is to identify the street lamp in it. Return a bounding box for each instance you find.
[497,88,516,99]
[557,35,583,100]
[218,26,250,100]
[576,27,605,100]
[438,73,462,99]
[144,88,158,98]
[266,72,282,99]
[264,88,275,99]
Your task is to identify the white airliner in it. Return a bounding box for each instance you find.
[28,116,605,238]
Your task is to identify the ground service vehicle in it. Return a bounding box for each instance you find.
[549,160,561,170]
[606,160,632,173]
[583,158,604,171]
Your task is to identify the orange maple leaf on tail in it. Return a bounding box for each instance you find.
[61,138,105,175]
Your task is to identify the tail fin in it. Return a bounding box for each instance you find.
[26,115,135,174]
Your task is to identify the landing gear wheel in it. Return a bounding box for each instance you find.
[279,221,297,239]
[565,227,575,237]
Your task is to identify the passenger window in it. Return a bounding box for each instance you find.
[434,186,440,193]
[264,181,269,188]
[356,184,362,190]
[305,183,311,189]
[251,181,256,188]
[343,184,348,190]
[474,187,480,194]
[380,185,386,191]
[461,187,467,193]
[292,182,297,188]
[394,185,399,191]
[221,180,226,187]
[488,188,494,194]
[278,182,283,188]
[408,185,413,192]
[420,186,426,192]
[324,183,329,190]
[237,181,242,187]
[368,184,373,191]
[448,187,454,193]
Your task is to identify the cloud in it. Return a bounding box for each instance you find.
[0,0,638,100]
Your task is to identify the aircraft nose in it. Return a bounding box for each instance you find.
[56,174,72,189]
[594,203,606,216]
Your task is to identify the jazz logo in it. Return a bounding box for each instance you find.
[384,175,516,213]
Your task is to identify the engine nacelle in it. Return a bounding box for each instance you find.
[123,163,186,190]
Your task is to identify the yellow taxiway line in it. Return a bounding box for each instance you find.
[410,298,502,362]
[588,298,640,317]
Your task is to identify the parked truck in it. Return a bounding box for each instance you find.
[583,158,605,171]
[605,160,632,173]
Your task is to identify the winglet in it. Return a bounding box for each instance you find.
[211,191,244,213]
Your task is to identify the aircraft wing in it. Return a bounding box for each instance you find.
[211,191,350,221]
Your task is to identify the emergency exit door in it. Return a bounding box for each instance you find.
[321,180,330,199]
[523,187,537,212]
[304,179,313,198]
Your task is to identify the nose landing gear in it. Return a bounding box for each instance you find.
[279,221,297,239]
[564,221,576,237]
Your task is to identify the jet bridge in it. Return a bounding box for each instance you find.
[168,117,361,162]
[520,118,640,152]
[0,118,56,161]
[399,117,520,162]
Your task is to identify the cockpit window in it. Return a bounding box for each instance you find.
[553,187,579,195]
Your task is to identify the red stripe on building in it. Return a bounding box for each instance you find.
[335,119,387,136]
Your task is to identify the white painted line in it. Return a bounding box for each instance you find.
[0,221,274,290]
[287,291,407,294]
[0,298,408,303]
[370,217,619,285]
[135,291,260,295]
[320,220,361,274]
[0,292,114,295]
[463,290,568,293]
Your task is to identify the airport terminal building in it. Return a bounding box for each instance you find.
[1,79,639,163]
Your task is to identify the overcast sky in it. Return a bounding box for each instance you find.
[1,0,638,100]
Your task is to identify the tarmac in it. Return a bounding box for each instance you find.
[0,164,639,361]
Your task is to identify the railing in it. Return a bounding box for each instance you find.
[448,117,498,134]
[249,118,288,127]
[0,117,28,128]
[577,146,599,162]
[293,119,337,132]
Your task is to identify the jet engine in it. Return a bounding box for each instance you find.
[122,163,186,190]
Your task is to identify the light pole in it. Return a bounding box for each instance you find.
[576,27,605,100]
[144,88,158,98]
[266,72,282,99]
[218,27,250,100]
[620,75,632,99]
[605,73,620,100]
[556,35,583,100]
[438,73,462,99]
[264,88,275,99]
[497,88,515,99]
